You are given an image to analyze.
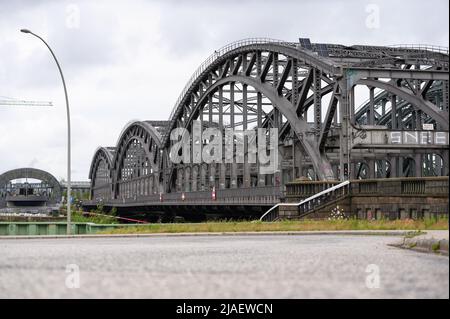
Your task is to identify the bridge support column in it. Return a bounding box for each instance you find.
[368,86,375,125]
[415,109,422,130]
[443,150,449,176]
[390,156,397,178]
[231,163,237,188]
[415,154,422,177]
[338,78,351,181]
[398,157,404,177]
[294,142,303,179]
[219,163,226,189]
[313,68,322,141]
[192,166,198,192]
[368,159,375,179]
[177,168,183,192]
[149,176,154,195]
[200,164,206,191]
[443,80,449,113]
[209,163,216,190]
[391,95,397,129]
[185,166,191,192]
[244,163,251,188]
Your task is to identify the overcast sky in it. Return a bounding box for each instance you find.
[0,0,448,181]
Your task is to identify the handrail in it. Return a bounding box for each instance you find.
[259,180,350,221]
[388,44,449,55]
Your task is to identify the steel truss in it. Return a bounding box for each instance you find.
[88,38,449,204]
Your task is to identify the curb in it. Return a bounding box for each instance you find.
[400,237,449,256]
[0,230,414,240]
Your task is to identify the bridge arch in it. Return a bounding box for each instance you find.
[110,121,164,199]
[164,42,339,181]
[88,147,115,201]
[0,168,62,205]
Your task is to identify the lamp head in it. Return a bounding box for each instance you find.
[20,29,32,34]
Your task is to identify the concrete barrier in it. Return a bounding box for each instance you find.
[0,222,141,236]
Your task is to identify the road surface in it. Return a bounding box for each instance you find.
[0,235,448,298]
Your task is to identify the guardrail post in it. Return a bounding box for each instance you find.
[48,224,57,235]
[29,224,38,236]
[8,223,17,236]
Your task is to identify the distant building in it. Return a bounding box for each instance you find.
[0,167,90,215]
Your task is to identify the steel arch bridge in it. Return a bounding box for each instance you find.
[86,38,449,218]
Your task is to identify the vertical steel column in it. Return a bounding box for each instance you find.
[338,77,350,180]
[209,163,216,190]
[291,59,300,179]
[272,53,282,128]
[256,50,264,187]
[291,59,299,109]
[368,86,375,125]
[256,91,265,187]
[192,165,198,192]
[443,80,449,113]
[200,164,206,191]
[415,109,422,130]
[443,150,449,176]
[199,106,206,190]
[391,95,397,129]
[208,93,214,188]
[230,84,237,188]
[349,86,355,124]
[398,157,404,177]
[218,86,226,189]
[415,153,422,177]
[381,99,386,116]
[313,68,322,137]
[368,159,375,179]
[243,84,250,187]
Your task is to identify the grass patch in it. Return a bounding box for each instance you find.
[404,230,425,238]
[71,211,118,224]
[432,242,441,252]
[98,217,448,235]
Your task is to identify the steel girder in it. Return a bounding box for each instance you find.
[355,79,449,129]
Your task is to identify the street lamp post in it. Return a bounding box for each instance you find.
[21,29,72,235]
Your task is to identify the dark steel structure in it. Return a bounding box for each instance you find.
[86,38,449,218]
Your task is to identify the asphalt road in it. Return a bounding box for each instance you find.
[0,235,448,298]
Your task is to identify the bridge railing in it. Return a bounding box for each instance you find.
[163,38,294,142]
[388,44,449,55]
[164,186,281,204]
[298,181,350,217]
[89,186,281,206]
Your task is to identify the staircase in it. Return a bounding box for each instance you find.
[260,180,350,222]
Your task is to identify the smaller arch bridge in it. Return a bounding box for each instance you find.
[0,168,62,214]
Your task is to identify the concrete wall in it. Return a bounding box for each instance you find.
[281,177,449,220]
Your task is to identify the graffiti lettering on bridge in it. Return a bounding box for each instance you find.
[389,131,449,145]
